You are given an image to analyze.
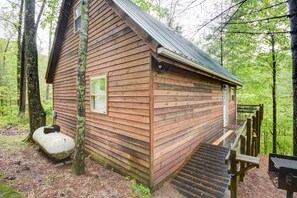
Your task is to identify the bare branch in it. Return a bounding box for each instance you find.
[224,14,294,25]
[224,31,294,35]
[236,1,289,19]
[195,0,247,33]
[35,0,46,31]
[5,0,20,8]
[175,0,207,17]
[0,17,18,29]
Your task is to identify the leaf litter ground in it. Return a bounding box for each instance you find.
[0,126,294,198]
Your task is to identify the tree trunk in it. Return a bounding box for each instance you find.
[220,1,223,66]
[271,33,277,154]
[72,0,89,175]
[19,33,26,115]
[24,0,46,142]
[17,0,24,110]
[289,0,297,156]
[35,0,46,31]
[1,36,12,82]
[46,21,52,101]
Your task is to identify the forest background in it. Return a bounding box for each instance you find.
[0,0,293,155]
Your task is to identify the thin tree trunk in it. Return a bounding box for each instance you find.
[289,0,297,156]
[19,33,26,115]
[220,31,223,66]
[1,36,12,81]
[17,0,24,110]
[35,0,46,31]
[24,0,46,142]
[220,1,223,66]
[72,0,89,175]
[271,33,277,154]
[46,22,52,100]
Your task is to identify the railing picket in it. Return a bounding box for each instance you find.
[252,115,257,156]
[230,149,238,198]
[256,110,261,155]
[240,135,246,181]
[226,104,264,197]
[246,118,252,156]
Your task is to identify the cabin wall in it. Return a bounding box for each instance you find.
[53,0,151,185]
[228,87,237,125]
[152,65,225,186]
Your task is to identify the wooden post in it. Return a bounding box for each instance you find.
[229,149,238,198]
[246,118,252,156]
[252,115,258,156]
[287,191,293,198]
[240,135,246,181]
[256,110,261,155]
[260,104,264,123]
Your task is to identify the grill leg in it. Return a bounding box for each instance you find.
[286,191,293,198]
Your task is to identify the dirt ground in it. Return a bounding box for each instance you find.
[0,127,133,198]
[238,155,297,198]
[1,126,296,198]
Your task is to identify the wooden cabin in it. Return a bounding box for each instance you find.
[45,0,243,189]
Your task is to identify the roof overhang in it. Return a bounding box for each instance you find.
[45,0,73,84]
[157,47,243,86]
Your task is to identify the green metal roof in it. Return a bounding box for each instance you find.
[113,0,242,85]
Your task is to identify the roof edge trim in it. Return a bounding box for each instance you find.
[157,47,243,86]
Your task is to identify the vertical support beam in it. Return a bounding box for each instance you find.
[286,191,294,198]
[256,110,261,155]
[149,56,155,188]
[246,118,252,156]
[252,115,257,156]
[240,135,246,181]
[230,149,238,198]
[260,104,264,123]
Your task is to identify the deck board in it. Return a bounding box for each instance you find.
[171,143,230,198]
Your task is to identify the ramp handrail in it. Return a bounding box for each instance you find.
[225,104,264,198]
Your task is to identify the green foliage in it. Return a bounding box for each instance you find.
[132,0,167,20]
[206,0,292,154]
[0,181,24,198]
[0,106,29,129]
[129,179,151,198]
[0,38,53,128]
[41,0,60,36]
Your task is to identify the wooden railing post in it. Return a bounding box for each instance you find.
[246,118,252,156]
[256,110,260,156]
[229,149,238,198]
[260,104,264,121]
[252,115,257,156]
[240,135,246,181]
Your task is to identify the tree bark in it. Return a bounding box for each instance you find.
[72,0,89,175]
[289,0,297,156]
[271,33,277,154]
[24,0,46,142]
[46,21,52,101]
[1,36,12,82]
[17,0,24,111]
[35,0,46,31]
[19,33,26,115]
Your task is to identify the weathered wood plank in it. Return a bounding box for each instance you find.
[53,0,151,186]
[153,66,226,187]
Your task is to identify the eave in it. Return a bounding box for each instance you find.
[157,47,243,86]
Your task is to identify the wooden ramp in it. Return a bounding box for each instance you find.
[171,143,230,198]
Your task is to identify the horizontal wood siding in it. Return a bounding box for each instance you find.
[53,0,151,185]
[228,87,236,125]
[152,65,225,186]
